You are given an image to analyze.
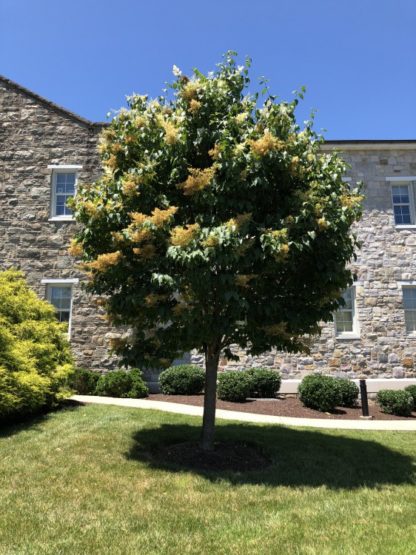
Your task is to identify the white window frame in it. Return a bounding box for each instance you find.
[334,286,360,340]
[48,165,82,222]
[386,177,416,229]
[41,278,79,338]
[400,284,416,336]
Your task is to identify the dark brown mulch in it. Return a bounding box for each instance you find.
[149,394,416,421]
[152,441,271,473]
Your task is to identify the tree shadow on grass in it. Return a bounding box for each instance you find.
[126,422,416,489]
[0,399,83,438]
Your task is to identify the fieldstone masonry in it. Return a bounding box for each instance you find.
[2,75,416,381]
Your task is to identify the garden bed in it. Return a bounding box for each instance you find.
[148,394,416,420]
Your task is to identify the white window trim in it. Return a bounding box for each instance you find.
[335,286,360,340]
[401,284,416,337]
[42,279,78,338]
[48,166,82,221]
[389,179,416,227]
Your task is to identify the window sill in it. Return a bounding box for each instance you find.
[48,216,75,222]
[395,225,416,230]
[336,333,361,340]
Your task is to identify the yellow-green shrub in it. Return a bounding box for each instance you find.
[0,270,74,421]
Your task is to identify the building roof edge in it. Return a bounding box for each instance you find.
[0,74,108,129]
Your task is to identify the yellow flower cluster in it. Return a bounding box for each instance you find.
[182,81,199,101]
[150,206,178,227]
[89,251,122,272]
[133,244,156,259]
[340,194,364,209]
[134,115,147,128]
[317,217,329,230]
[130,228,152,243]
[179,167,215,196]
[202,235,219,248]
[189,99,201,113]
[68,239,83,258]
[249,131,285,156]
[278,243,290,256]
[130,212,149,225]
[227,212,252,229]
[235,112,248,123]
[122,178,138,197]
[83,200,98,217]
[158,116,179,145]
[208,144,221,160]
[170,223,200,246]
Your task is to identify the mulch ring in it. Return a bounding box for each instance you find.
[149,394,416,420]
[151,440,272,473]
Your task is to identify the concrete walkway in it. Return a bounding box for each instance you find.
[71,395,416,431]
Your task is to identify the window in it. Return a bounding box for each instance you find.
[403,287,416,333]
[41,278,78,337]
[387,177,416,227]
[334,287,359,337]
[48,165,82,220]
[391,184,413,225]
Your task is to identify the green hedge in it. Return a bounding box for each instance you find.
[69,367,100,395]
[298,375,342,412]
[334,378,359,408]
[217,371,251,402]
[0,269,74,421]
[246,368,281,398]
[159,365,205,395]
[376,389,414,416]
[95,369,148,398]
[404,385,416,405]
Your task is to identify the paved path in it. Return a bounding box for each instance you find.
[71,395,416,431]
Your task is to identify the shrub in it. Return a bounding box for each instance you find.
[404,384,416,405]
[246,368,281,398]
[334,378,359,408]
[69,367,100,395]
[376,389,414,416]
[95,369,148,398]
[0,269,74,422]
[217,371,251,402]
[298,374,342,412]
[159,365,205,395]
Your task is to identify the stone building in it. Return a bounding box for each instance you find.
[2,74,416,382]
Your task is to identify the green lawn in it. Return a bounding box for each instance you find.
[1,404,416,555]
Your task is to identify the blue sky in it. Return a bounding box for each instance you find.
[1,0,415,139]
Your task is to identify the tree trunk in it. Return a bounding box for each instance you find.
[201,344,220,451]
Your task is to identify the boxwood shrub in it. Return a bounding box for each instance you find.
[217,371,251,402]
[69,367,100,395]
[376,389,414,416]
[159,365,205,395]
[298,374,342,412]
[334,378,359,407]
[246,368,281,398]
[95,369,148,398]
[404,384,416,405]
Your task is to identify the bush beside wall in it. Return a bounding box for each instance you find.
[0,269,74,422]
[159,365,205,395]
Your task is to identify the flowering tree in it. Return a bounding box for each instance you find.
[70,53,362,451]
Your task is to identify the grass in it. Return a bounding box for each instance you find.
[1,404,416,555]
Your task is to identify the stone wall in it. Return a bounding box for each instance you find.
[0,77,117,370]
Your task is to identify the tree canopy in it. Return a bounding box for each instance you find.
[70,53,362,449]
